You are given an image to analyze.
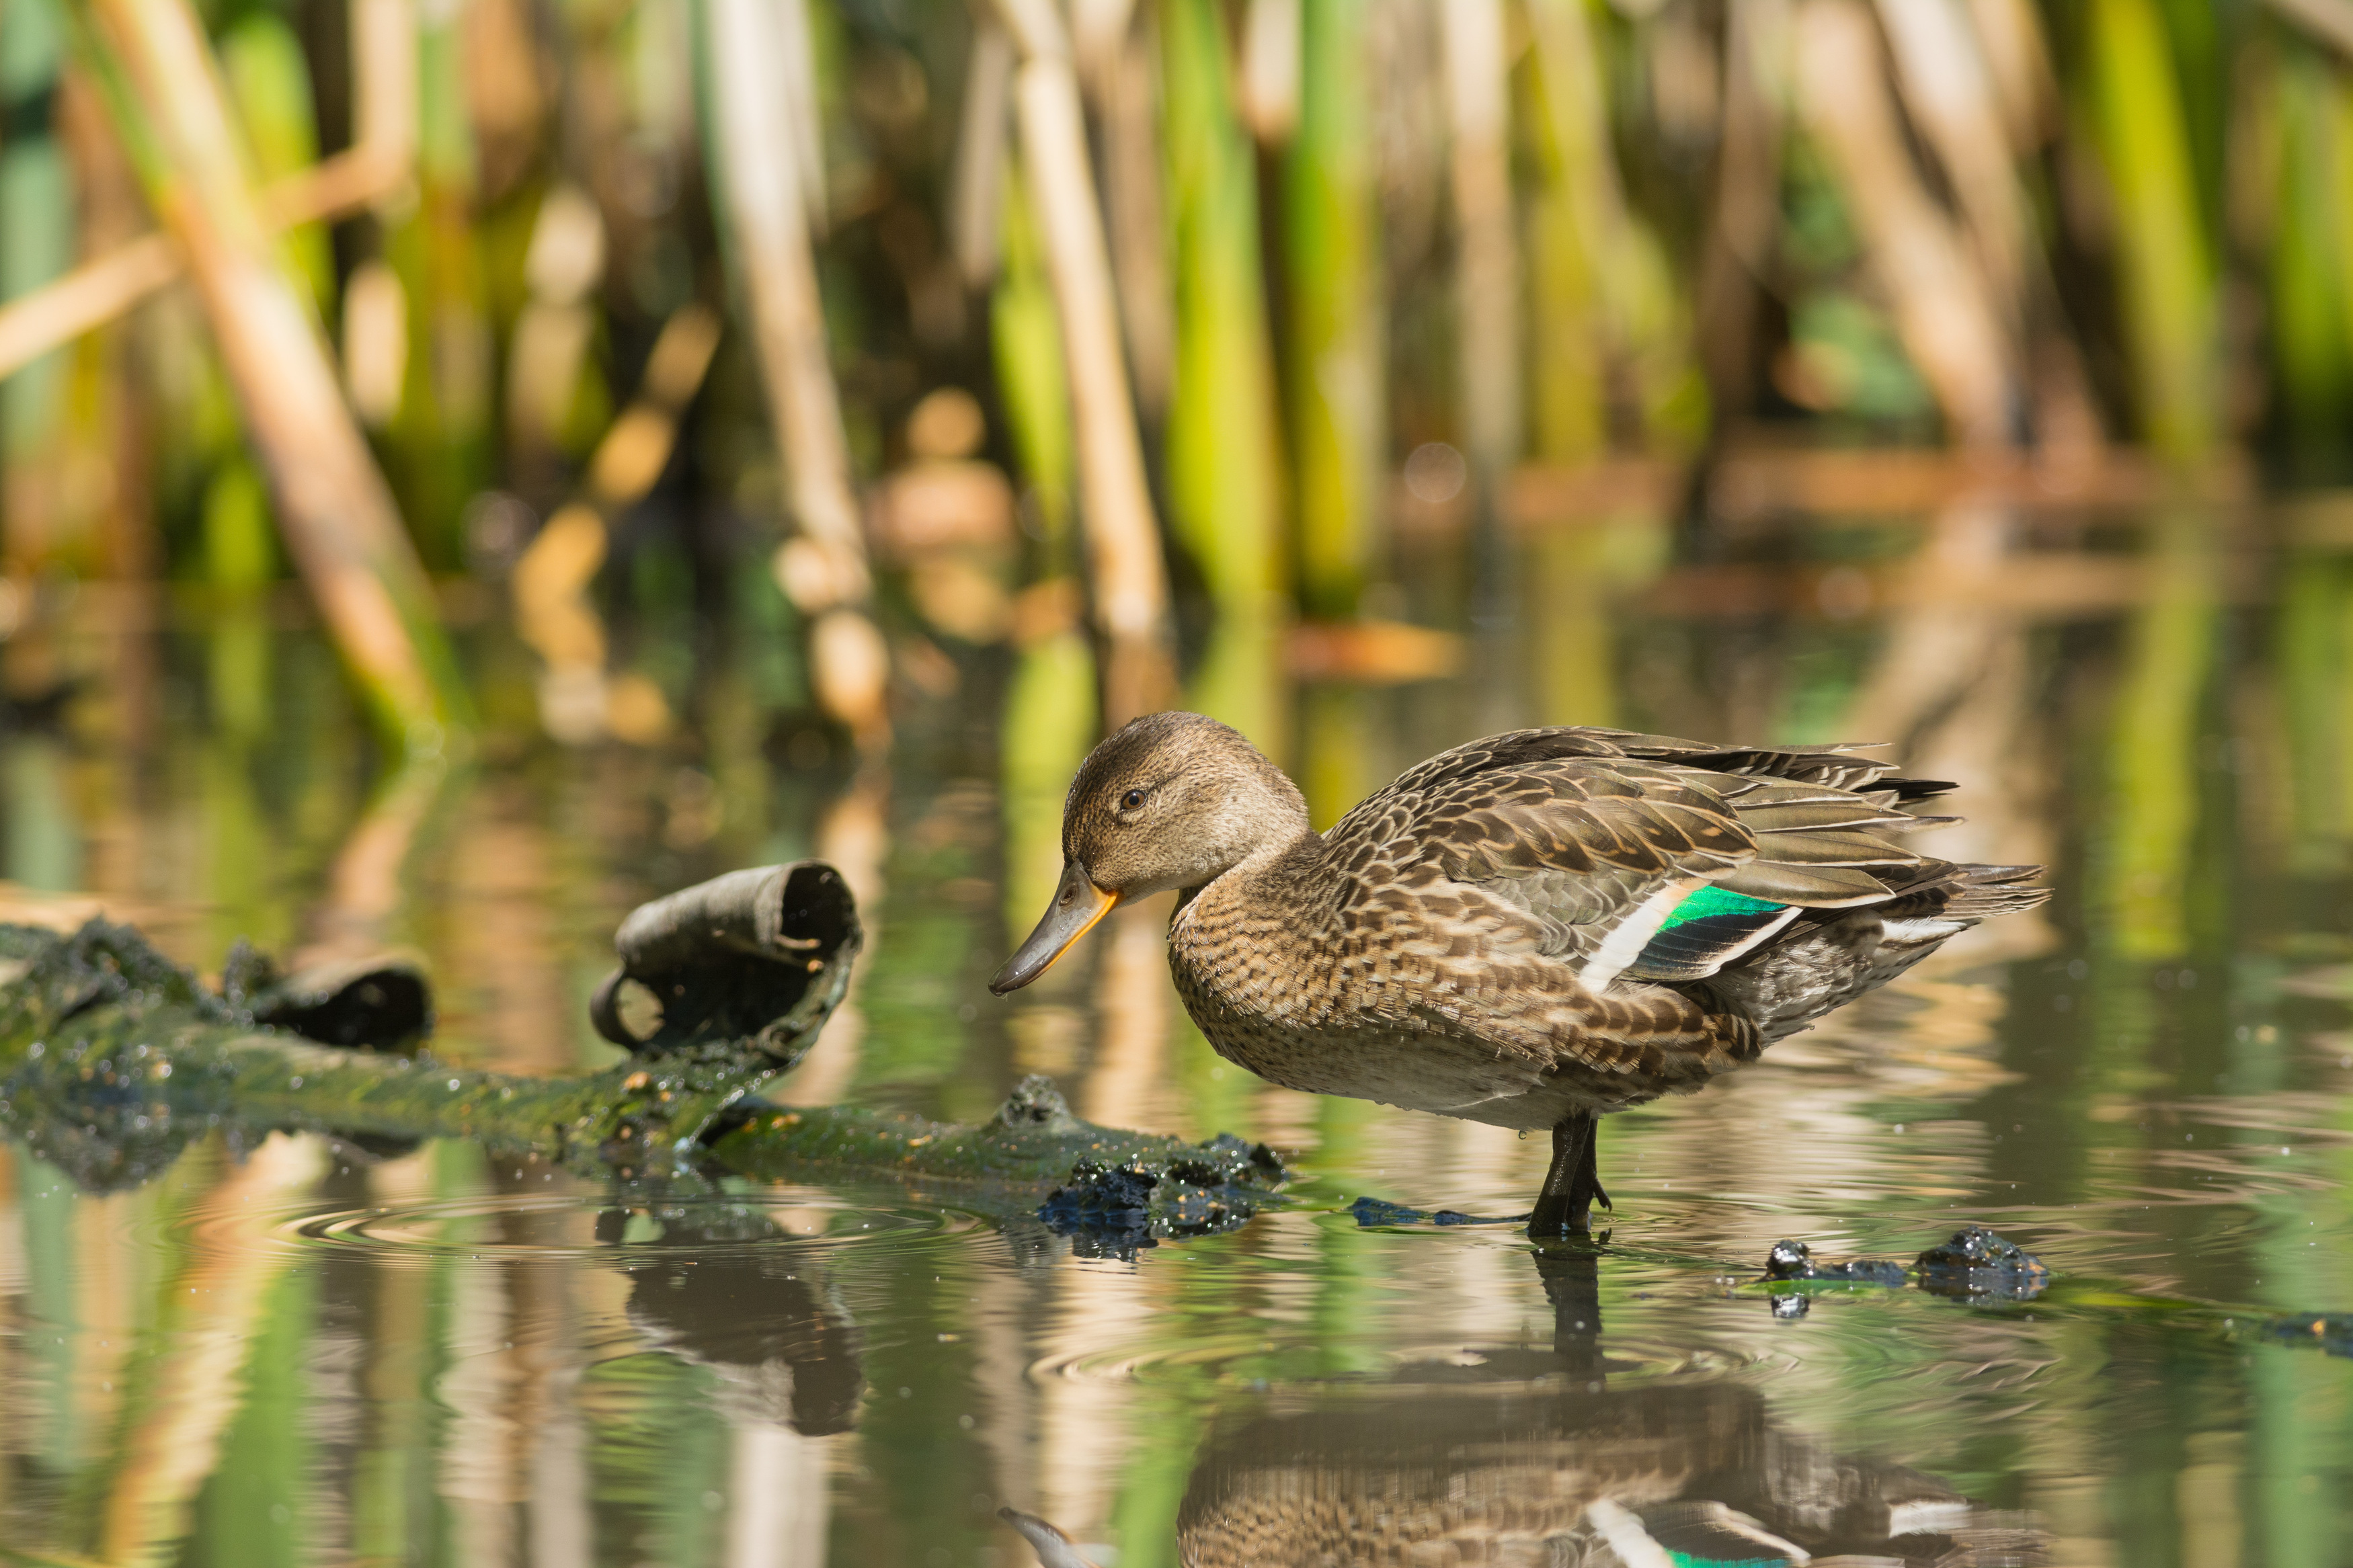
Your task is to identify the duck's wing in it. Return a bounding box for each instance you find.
[1325,727,1954,991]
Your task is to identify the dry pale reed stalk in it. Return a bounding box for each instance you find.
[1794,0,2018,449]
[0,0,414,382]
[1441,0,1521,486]
[1874,0,2031,319]
[0,139,410,382]
[705,0,889,745]
[2267,0,2353,58]
[992,0,1174,725]
[949,19,1016,288]
[74,0,465,750]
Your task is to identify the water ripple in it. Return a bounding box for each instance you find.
[266,1190,978,1261]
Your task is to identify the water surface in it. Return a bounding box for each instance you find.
[3,515,2350,1565]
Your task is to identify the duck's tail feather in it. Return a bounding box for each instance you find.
[1691,861,2050,1042]
[1602,729,1959,804]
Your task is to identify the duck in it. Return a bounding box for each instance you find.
[988,712,2047,1237]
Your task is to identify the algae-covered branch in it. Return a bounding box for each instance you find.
[0,862,1283,1241]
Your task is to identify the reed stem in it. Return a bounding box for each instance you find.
[704,0,889,745]
[67,0,469,756]
[1285,0,1380,620]
[1441,0,1520,485]
[1793,0,2016,449]
[1162,0,1287,745]
[2085,0,2217,462]
[993,0,1176,725]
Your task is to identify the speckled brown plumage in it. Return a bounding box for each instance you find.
[1135,718,2045,1131]
[994,712,2048,1227]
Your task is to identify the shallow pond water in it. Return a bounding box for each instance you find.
[4,518,2353,1565]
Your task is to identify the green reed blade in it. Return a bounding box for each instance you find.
[2098,512,2217,960]
[1161,0,1287,747]
[220,13,333,315]
[1285,0,1381,620]
[994,155,1076,561]
[1000,627,1096,940]
[2085,0,2218,462]
[2264,49,2352,466]
[1,0,74,481]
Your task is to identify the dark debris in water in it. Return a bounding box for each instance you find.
[1763,1227,2048,1303]
[1348,1196,1528,1227]
[1035,1114,1285,1257]
[1040,1162,1160,1256]
[589,863,861,1062]
[2264,1313,2353,1358]
[1764,1239,1909,1288]
[1914,1224,2052,1299]
[1013,1078,1284,1247]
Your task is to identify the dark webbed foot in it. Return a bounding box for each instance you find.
[1527,1112,1611,1239]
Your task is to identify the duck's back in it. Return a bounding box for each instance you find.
[1168,727,2046,1129]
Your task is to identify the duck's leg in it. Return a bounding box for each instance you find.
[1527,1112,1611,1237]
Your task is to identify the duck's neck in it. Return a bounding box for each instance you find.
[1174,823,1321,911]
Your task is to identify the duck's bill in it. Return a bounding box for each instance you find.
[990,861,1120,994]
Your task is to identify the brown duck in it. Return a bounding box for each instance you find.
[990,713,2047,1237]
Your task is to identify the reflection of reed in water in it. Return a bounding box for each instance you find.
[1080,895,1173,1129]
[431,776,577,1071]
[2095,511,2217,962]
[1836,499,2053,963]
[439,1166,528,1563]
[294,758,446,970]
[776,765,889,1106]
[86,1132,328,1565]
[1036,1253,1160,1549]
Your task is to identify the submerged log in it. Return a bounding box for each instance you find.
[0,862,1285,1239]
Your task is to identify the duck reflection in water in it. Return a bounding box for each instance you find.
[1006,1251,2041,1566]
[598,1200,864,1434]
[1250,1257,2042,1565]
[993,715,2048,1235]
[1175,1380,2044,1562]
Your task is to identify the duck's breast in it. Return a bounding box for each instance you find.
[1164,877,1605,1124]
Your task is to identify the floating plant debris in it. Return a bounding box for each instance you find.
[1036,1114,1285,1257]
[1913,1225,2052,1300]
[1348,1196,1531,1228]
[2264,1313,2353,1358]
[1763,1238,1909,1287]
[1761,1227,2049,1301]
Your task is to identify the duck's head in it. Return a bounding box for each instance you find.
[989,712,1308,994]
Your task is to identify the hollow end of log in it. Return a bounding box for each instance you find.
[590,862,862,1060]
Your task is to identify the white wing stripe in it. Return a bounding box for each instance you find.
[1580,878,1708,994]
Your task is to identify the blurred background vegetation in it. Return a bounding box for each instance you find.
[9,0,2353,960]
[17,6,2353,1563]
[6,0,2349,750]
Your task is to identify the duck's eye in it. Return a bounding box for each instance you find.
[1120,788,1148,811]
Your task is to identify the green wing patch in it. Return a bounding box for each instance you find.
[1658,884,1788,930]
